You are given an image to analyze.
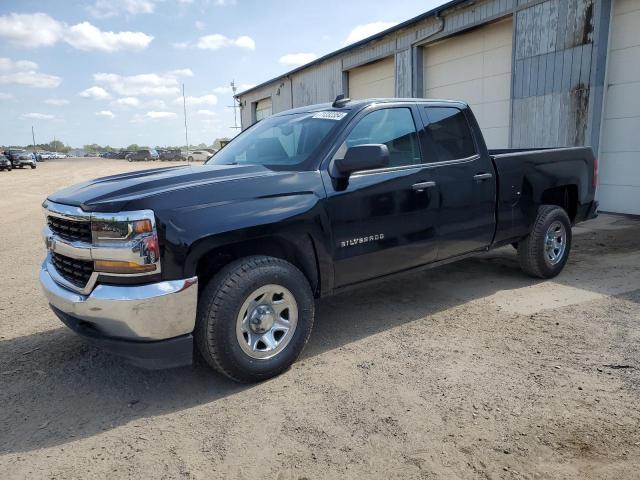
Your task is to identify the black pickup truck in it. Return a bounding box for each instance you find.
[40,98,598,382]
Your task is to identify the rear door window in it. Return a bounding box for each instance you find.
[422,107,477,162]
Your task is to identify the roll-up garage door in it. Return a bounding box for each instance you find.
[255,97,272,121]
[598,0,640,214]
[423,18,513,148]
[348,56,395,100]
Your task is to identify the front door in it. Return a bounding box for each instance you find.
[322,105,441,288]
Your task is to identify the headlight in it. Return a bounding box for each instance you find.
[90,210,161,275]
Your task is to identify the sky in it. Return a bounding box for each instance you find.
[0,0,444,148]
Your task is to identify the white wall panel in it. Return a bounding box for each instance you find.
[599,0,640,214]
[348,56,395,100]
[423,18,513,148]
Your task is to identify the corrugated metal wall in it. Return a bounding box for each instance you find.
[511,0,610,149]
[237,0,610,153]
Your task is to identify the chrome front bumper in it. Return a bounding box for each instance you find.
[40,259,198,341]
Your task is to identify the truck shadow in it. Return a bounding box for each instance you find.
[1,220,639,455]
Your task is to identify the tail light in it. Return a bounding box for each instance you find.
[593,158,598,189]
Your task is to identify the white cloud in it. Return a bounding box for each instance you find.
[145,99,168,109]
[0,13,63,48]
[64,22,153,52]
[22,112,55,120]
[96,110,115,118]
[79,86,111,99]
[195,20,205,30]
[44,98,69,106]
[279,52,318,66]
[112,96,141,107]
[169,68,193,77]
[196,109,217,116]
[344,21,398,45]
[196,34,255,50]
[176,94,218,106]
[0,12,153,52]
[0,92,13,100]
[172,41,190,49]
[146,111,176,119]
[94,72,181,97]
[88,0,157,18]
[0,57,61,88]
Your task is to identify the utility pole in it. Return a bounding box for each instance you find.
[31,126,36,151]
[182,83,189,161]
[228,80,241,131]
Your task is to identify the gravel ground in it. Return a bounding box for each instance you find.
[1,158,639,479]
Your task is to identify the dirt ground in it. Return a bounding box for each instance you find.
[1,158,639,479]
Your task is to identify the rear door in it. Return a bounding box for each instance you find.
[322,104,441,287]
[419,105,496,259]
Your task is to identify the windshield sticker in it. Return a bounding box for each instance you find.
[312,111,347,121]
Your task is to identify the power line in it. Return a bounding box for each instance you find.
[228,80,241,130]
[182,83,190,160]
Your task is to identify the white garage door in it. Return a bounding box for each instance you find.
[348,56,395,100]
[423,18,513,149]
[255,97,272,121]
[599,0,640,215]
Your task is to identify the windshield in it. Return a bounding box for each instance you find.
[206,111,345,170]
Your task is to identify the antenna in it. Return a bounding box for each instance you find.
[182,83,190,160]
[332,93,350,108]
[227,80,241,130]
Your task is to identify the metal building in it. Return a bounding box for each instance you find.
[236,0,640,215]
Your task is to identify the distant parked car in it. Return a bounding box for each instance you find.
[6,149,36,169]
[159,149,185,161]
[0,154,12,171]
[186,149,215,162]
[126,149,159,162]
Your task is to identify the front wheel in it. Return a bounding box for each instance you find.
[31,164,36,169]
[195,256,315,383]
[518,205,572,278]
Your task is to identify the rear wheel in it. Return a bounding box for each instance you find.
[31,164,36,169]
[188,156,193,162]
[518,205,572,278]
[195,255,315,383]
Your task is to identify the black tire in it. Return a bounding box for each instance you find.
[518,205,572,279]
[188,156,193,162]
[31,164,36,169]
[195,255,315,383]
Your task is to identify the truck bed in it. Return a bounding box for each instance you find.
[489,146,597,245]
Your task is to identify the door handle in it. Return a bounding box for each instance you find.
[473,173,493,181]
[412,181,437,191]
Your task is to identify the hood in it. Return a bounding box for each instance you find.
[47,164,283,212]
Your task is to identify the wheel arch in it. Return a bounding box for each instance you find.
[190,232,322,297]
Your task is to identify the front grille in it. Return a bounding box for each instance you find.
[51,252,94,288]
[47,216,92,243]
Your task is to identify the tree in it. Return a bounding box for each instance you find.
[212,137,231,150]
[83,143,103,153]
[126,144,140,151]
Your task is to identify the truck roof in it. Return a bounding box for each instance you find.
[272,97,470,117]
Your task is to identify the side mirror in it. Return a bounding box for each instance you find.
[334,144,389,176]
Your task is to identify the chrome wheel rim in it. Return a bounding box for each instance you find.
[235,284,298,359]
[544,221,567,266]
